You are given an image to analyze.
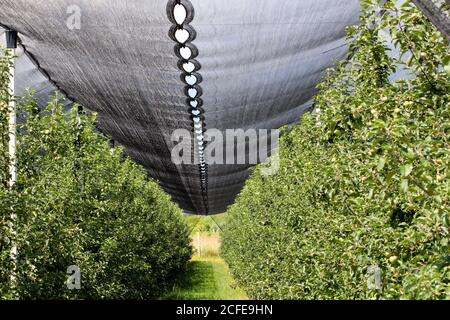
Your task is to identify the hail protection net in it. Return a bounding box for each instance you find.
[0,0,361,214]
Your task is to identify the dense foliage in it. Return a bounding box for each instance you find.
[222,0,450,299]
[0,50,191,299]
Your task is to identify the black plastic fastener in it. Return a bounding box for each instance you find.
[5,30,18,49]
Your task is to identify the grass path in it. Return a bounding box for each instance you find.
[164,215,248,300]
[164,256,248,300]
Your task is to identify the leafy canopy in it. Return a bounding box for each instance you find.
[222,0,450,300]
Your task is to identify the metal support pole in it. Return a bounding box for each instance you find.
[6,29,18,295]
[411,0,450,42]
[7,48,16,188]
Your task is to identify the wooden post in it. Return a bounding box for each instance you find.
[197,232,201,257]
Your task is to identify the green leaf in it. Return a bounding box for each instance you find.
[401,164,413,177]
[377,157,386,171]
[400,178,409,192]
